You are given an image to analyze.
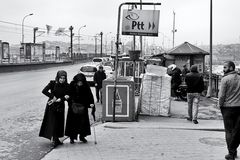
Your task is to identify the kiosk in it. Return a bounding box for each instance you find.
[102,77,135,122]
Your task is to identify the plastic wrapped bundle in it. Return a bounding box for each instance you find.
[145,65,168,76]
[139,73,171,116]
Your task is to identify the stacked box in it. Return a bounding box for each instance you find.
[139,73,171,116]
[146,64,168,76]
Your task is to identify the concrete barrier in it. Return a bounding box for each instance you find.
[0,61,73,73]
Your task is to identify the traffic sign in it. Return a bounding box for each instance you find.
[122,9,160,36]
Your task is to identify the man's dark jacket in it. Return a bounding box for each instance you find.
[93,70,106,89]
[185,66,204,93]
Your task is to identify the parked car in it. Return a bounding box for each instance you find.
[103,65,114,78]
[79,63,98,86]
[102,61,114,68]
[92,57,106,64]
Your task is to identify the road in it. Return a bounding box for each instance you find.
[0,63,102,160]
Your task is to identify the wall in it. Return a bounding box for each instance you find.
[0,61,73,73]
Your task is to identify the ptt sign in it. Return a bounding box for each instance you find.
[122,9,160,36]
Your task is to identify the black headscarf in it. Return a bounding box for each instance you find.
[55,70,68,83]
[73,73,87,84]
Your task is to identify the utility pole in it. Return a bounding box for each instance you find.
[100,32,103,57]
[207,0,213,97]
[172,11,177,48]
[140,0,143,56]
[95,35,97,56]
[69,26,74,60]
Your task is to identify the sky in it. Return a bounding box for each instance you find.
[0,0,240,47]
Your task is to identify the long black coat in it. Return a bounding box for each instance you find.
[169,67,182,89]
[93,70,106,89]
[39,80,69,140]
[65,81,94,139]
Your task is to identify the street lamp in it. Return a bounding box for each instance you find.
[78,25,86,53]
[172,11,177,48]
[207,0,213,97]
[21,13,33,44]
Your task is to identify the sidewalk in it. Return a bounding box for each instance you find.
[41,97,228,160]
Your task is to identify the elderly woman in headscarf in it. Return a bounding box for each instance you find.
[39,70,70,147]
[65,73,95,144]
[167,64,182,100]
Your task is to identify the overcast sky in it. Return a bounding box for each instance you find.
[0,0,239,46]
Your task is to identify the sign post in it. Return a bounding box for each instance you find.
[113,2,161,122]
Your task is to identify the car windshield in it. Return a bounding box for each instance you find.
[93,58,102,62]
[80,66,97,72]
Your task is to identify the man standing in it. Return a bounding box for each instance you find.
[94,65,106,103]
[218,61,240,160]
[185,65,204,124]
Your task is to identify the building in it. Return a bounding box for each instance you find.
[166,42,209,73]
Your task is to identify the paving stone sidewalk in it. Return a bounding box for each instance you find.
[41,96,230,160]
[170,96,222,120]
[41,118,226,160]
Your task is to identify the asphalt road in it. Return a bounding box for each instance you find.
[0,62,102,160]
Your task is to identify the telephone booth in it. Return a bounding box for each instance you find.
[102,52,145,122]
[117,56,145,95]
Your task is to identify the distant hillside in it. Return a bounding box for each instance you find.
[200,44,240,65]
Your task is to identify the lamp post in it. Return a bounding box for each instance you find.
[69,26,74,60]
[172,11,177,48]
[22,13,33,44]
[207,0,213,97]
[94,34,98,55]
[100,32,103,57]
[78,25,86,53]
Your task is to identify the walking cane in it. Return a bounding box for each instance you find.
[91,104,97,144]
[93,124,97,144]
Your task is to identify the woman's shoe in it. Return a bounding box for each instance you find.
[70,139,75,144]
[52,141,59,148]
[52,137,62,147]
[55,138,63,145]
[80,136,87,143]
[225,154,235,160]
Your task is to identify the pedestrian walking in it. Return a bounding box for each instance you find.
[167,64,182,100]
[218,61,240,160]
[93,65,106,103]
[65,73,95,144]
[39,70,70,148]
[185,65,204,124]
